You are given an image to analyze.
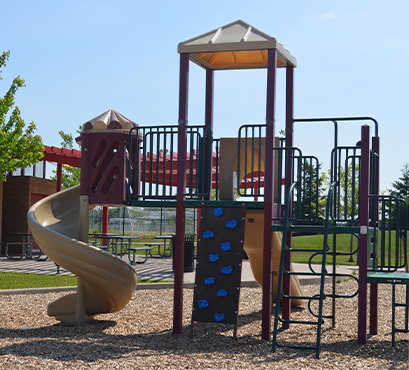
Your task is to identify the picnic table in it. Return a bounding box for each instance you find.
[153,235,174,257]
[6,233,46,261]
[89,233,142,256]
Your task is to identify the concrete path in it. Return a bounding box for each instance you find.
[0,254,357,287]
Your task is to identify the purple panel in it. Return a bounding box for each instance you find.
[81,132,128,205]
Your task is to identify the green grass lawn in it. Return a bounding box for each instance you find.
[0,272,171,290]
[2,229,400,290]
[0,231,177,290]
[0,272,78,290]
[290,230,404,266]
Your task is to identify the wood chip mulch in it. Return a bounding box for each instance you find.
[0,280,407,369]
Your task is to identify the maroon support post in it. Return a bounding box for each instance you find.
[56,163,62,192]
[42,159,46,179]
[358,125,370,344]
[370,135,380,335]
[262,48,277,340]
[204,69,214,201]
[282,65,295,328]
[174,53,189,334]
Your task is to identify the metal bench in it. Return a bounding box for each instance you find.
[5,242,26,260]
[128,247,154,264]
[143,242,165,258]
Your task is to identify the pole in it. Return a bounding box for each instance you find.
[358,125,370,344]
[262,48,277,340]
[174,53,189,334]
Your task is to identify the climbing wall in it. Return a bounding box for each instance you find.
[192,206,246,325]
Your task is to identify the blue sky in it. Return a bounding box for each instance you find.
[1,0,408,192]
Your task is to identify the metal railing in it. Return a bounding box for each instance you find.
[126,125,213,201]
[370,195,408,272]
[236,124,266,198]
[330,146,361,222]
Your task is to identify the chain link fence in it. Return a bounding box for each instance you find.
[89,206,197,235]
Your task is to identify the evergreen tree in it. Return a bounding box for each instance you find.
[387,162,409,229]
[293,159,325,223]
[389,163,409,200]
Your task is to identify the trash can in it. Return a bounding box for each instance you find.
[172,234,196,272]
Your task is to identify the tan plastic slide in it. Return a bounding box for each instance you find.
[243,209,304,306]
[27,185,138,322]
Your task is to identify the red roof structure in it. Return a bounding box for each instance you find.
[42,145,81,168]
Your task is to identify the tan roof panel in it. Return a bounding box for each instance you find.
[178,20,297,70]
[82,109,138,132]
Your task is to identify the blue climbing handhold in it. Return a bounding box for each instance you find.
[217,289,228,298]
[212,207,223,217]
[220,242,231,252]
[198,299,209,309]
[209,254,219,262]
[204,277,215,285]
[214,313,225,322]
[225,219,237,229]
[203,230,214,239]
[220,265,233,275]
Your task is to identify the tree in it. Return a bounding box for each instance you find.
[0,51,43,181]
[321,164,360,221]
[389,163,409,200]
[51,126,81,189]
[293,159,326,223]
[386,162,409,229]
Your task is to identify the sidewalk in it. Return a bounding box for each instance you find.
[0,254,356,289]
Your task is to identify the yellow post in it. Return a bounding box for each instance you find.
[76,195,90,323]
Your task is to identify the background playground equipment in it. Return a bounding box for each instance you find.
[26,20,408,357]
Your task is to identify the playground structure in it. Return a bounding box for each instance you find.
[27,20,408,358]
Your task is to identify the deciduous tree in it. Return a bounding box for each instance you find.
[51,127,81,189]
[0,51,43,181]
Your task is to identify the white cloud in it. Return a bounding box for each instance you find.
[323,11,336,19]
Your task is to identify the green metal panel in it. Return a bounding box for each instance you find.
[367,272,409,284]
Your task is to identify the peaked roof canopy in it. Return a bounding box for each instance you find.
[178,20,297,70]
[82,109,138,132]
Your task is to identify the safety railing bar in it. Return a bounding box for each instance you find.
[293,116,379,137]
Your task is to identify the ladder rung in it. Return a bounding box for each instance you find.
[278,317,321,325]
[288,247,326,253]
[285,271,327,277]
[394,328,409,333]
[281,293,323,301]
[395,303,409,308]
[276,342,319,351]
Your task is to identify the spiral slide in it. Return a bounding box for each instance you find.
[243,209,304,306]
[27,185,138,322]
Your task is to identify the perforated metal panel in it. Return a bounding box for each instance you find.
[192,207,245,325]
